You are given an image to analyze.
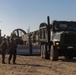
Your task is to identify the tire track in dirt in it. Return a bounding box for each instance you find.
[0,55,76,75]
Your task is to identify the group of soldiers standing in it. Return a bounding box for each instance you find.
[0,33,17,64]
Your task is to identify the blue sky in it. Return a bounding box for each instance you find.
[0,0,76,36]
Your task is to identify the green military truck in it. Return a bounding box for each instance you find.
[39,16,76,61]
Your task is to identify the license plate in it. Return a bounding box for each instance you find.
[68,46,73,49]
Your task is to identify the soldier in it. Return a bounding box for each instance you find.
[6,36,10,54]
[8,37,17,64]
[0,38,7,64]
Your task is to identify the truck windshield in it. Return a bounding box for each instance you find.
[54,24,76,31]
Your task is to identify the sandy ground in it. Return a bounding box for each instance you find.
[0,55,76,75]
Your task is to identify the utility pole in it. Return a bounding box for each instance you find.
[28,27,32,55]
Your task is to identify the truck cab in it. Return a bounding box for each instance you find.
[51,21,76,60]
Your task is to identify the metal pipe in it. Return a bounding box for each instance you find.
[47,16,50,43]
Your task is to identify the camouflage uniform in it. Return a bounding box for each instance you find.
[8,38,17,64]
[0,38,7,64]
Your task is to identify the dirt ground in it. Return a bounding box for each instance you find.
[0,55,76,75]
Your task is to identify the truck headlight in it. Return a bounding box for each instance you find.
[55,41,60,46]
[56,42,59,45]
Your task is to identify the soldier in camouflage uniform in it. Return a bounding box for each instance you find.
[0,38,7,64]
[8,37,17,64]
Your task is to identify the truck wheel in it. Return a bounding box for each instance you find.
[46,45,50,59]
[50,45,58,61]
[41,44,49,59]
[44,44,48,59]
[40,45,44,58]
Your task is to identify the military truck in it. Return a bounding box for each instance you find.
[39,16,76,61]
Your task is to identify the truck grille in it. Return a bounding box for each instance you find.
[61,33,76,45]
[64,34,76,44]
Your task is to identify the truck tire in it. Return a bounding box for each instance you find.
[40,44,47,59]
[46,45,50,59]
[40,44,49,59]
[43,44,48,59]
[40,45,44,58]
[50,45,58,61]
